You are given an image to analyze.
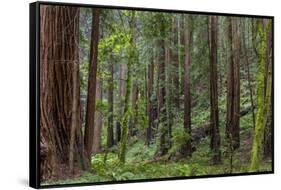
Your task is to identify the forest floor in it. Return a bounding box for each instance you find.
[42,123,272,186]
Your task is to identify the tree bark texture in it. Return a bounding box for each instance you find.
[84,8,100,166]
[209,16,221,164]
[40,5,85,180]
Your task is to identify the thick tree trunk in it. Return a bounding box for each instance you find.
[107,62,114,148]
[182,15,192,157]
[40,5,85,180]
[92,78,103,155]
[84,9,100,166]
[209,16,221,164]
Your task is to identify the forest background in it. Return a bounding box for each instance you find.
[0,1,279,190]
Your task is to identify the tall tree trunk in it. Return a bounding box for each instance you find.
[120,11,136,163]
[107,62,114,148]
[209,16,221,164]
[179,15,185,95]
[263,20,273,159]
[232,18,241,149]
[165,41,173,148]
[172,17,180,108]
[130,80,138,136]
[225,17,240,150]
[226,18,234,143]
[242,21,256,129]
[69,16,80,173]
[84,8,100,167]
[182,15,192,157]
[116,63,126,143]
[40,5,85,180]
[92,78,103,154]
[146,56,154,145]
[250,19,272,171]
[157,17,168,156]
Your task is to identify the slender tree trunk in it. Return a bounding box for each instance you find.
[40,5,85,180]
[165,42,173,148]
[130,80,138,136]
[232,18,241,149]
[146,56,154,145]
[92,78,103,154]
[84,8,100,167]
[226,18,234,142]
[183,15,192,157]
[116,63,126,143]
[157,17,168,156]
[172,17,180,108]
[107,62,114,148]
[120,12,136,163]
[225,17,240,150]
[242,21,256,129]
[180,15,185,95]
[209,16,221,164]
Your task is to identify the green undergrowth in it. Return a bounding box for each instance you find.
[43,130,272,186]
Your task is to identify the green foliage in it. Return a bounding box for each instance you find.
[169,124,191,155]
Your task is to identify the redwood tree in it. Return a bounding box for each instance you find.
[208,16,221,164]
[84,8,100,166]
[40,5,85,180]
[225,17,240,150]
